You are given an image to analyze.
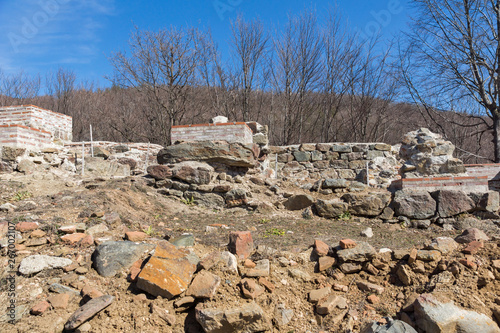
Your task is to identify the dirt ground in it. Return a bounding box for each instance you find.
[0,174,499,332]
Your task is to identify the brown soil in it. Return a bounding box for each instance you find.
[0,175,499,332]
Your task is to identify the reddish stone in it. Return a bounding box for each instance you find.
[314,239,330,257]
[228,231,254,260]
[129,266,141,282]
[367,294,380,304]
[199,251,221,271]
[258,277,275,292]
[30,229,46,238]
[47,293,70,309]
[459,258,478,270]
[63,263,79,272]
[81,286,104,300]
[244,259,256,268]
[31,300,51,315]
[463,241,483,255]
[318,256,336,272]
[186,271,221,299]
[408,248,418,264]
[125,231,148,242]
[15,222,39,232]
[147,165,173,180]
[240,278,264,299]
[340,239,356,249]
[61,233,87,245]
[81,235,94,247]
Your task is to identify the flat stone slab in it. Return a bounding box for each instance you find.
[196,302,270,333]
[336,242,376,263]
[136,241,196,299]
[64,295,114,331]
[19,255,72,275]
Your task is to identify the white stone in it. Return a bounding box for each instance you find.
[361,227,373,238]
[211,116,228,124]
[19,255,72,275]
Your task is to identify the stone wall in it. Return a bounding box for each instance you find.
[266,142,399,188]
[171,123,254,144]
[0,105,72,148]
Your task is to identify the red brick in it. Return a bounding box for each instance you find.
[340,239,356,249]
[463,241,483,255]
[228,231,254,260]
[16,222,39,232]
[314,239,330,257]
[31,301,51,315]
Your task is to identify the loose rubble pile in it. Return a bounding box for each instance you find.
[1,196,499,333]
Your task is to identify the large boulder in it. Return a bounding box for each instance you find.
[414,294,500,333]
[393,190,437,219]
[341,192,391,217]
[361,318,417,333]
[147,165,172,180]
[171,161,214,185]
[434,190,475,217]
[314,199,348,219]
[196,302,270,333]
[158,141,259,167]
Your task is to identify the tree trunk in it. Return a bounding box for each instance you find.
[494,112,500,163]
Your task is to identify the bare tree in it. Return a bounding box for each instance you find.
[230,16,268,121]
[0,70,41,105]
[109,26,204,145]
[45,67,76,115]
[270,11,322,144]
[401,0,500,162]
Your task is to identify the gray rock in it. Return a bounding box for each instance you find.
[337,242,376,263]
[341,192,391,217]
[0,161,13,173]
[393,190,436,219]
[196,302,270,333]
[434,190,475,217]
[170,234,195,247]
[19,255,73,275]
[184,191,225,208]
[284,194,315,211]
[414,293,500,333]
[361,227,373,238]
[225,188,248,208]
[273,303,293,327]
[157,141,259,167]
[293,151,311,162]
[82,157,130,178]
[361,318,417,333]
[323,178,348,189]
[314,199,348,219]
[92,241,154,277]
[171,161,214,185]
[49,283,80,296]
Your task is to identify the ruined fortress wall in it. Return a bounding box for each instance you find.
[171,122,253,144]
[0,105,72,148]
[267,142,399,187]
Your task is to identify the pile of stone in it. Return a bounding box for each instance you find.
[7,218,500,332]
[0,142,162,178]
[400,128,466,178]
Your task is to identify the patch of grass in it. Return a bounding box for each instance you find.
[11,190,32,202]
[143,225,154,236]
[258,218,271,224]
[264,228,285,237]
[180,196,196,206]
[339,211,351,221]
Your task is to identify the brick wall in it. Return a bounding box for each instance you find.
[394,176,489,192]
[0,105,72,149]
[465,164,500,191]
[0,124,51,149]
[171,123,253,144]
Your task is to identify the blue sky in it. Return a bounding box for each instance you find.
[0,0,410,87]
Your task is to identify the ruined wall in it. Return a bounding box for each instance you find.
[266,142,399,188]
[0,105,72,149]
[171,122,253,144]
